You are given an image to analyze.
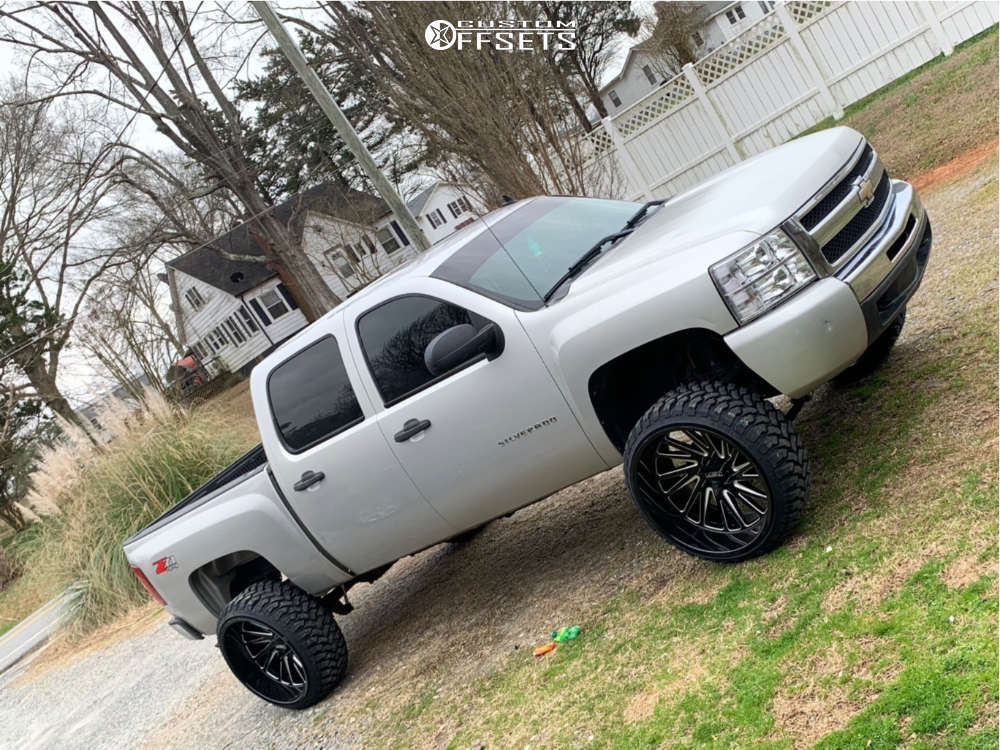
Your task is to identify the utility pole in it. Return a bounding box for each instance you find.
[252,1,431,252]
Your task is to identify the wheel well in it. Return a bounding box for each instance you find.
[189,552,281,616]
[588,328,775,453]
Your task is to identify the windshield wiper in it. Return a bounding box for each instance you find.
[623,198,666,230]
[543,229,633,303]
[541,199,667,304]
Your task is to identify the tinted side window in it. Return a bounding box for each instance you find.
[358,296,488,404]
[268,337,363,453]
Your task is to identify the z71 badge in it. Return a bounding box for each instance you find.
[153,556,178,575]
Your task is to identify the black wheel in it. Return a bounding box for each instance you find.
[834,308,905,384]
[217,580,347,709]
[623,381,808,562]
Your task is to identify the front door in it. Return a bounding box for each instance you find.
[346,281,606,532]
[261,322,455,573]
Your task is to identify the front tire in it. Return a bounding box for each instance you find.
[623,381,808,562]
[217,580,347,709]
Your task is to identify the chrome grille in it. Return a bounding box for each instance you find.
[800,145,873,231]
[795,140,894,272]
[821,172,891,264]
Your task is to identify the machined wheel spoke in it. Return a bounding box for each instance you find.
[684,430,716,457]
[656,459,699,477]
[733,480,767,500]
[637,424,774,555]
[721,489,749,529]
[734,489,766,516]
[661,471,699,500]
[665,434,709,457]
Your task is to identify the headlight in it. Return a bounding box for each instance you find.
[710,229,817,324]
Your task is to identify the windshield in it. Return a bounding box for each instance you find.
[431,196,640,309]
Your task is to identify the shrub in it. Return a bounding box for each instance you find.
[0,545,22,592]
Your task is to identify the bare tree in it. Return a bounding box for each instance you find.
[309,1,599,199]
[0,86,120,441]
[539,1,641,123]
[641,1,704,78]
[76,260,180,401]
[0,2,341,319]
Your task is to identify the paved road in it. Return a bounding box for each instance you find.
[0,590,79,678]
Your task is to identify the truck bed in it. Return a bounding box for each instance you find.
[124,444,268,546]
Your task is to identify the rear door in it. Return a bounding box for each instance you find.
[345,278,606,531]
[260,315,455,573]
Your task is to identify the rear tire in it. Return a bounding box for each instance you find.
[623,381,808,562]
[217,580,347,709]
[834,308,905,384]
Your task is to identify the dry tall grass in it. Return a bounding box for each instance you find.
[1,390,255,631]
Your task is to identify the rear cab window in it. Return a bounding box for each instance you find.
[267,336,363,453]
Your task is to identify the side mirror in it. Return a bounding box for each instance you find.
[424,323,502,376]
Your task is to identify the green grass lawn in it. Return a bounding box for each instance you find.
[799,25,998,180]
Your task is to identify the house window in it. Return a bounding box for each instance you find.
[642,64,656,85]
[225,317,246,345]
[193,342,206,359]
[376,225,401,253]
[260,289,289,320]
[238,307,259,333]
[326,248,356,280]
[726,5,746,24]
[692,30,704,46]
[609,89,622,107]
[430,209,447,229]
[184,287,205,309]
[759,1,774,12]
[206,328,227,351]
[341,243,360,264]
[390,220,410,247]
[214,325,231,346]
[447,198,469,219]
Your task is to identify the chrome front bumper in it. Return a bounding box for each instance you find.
[726,180,930,397]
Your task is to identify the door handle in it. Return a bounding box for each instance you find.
[293,470,325,492]
[394,418,431,442]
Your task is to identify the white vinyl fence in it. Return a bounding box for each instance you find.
[583,0,998,200]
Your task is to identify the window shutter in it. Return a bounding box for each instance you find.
[249,298,270,325]
[390,220,410,246]
[277,283,299,310]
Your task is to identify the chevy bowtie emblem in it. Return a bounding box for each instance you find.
[855,176,875,208]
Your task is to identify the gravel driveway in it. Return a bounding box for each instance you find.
[1,156,994,750]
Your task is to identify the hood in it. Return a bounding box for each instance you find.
[570,127,863,295]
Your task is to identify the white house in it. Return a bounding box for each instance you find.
[166,181,482,375]
[598,1,775,115]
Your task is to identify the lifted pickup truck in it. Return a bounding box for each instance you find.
[124,126,931,709]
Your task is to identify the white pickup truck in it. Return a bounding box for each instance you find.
[124,127,931,708]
